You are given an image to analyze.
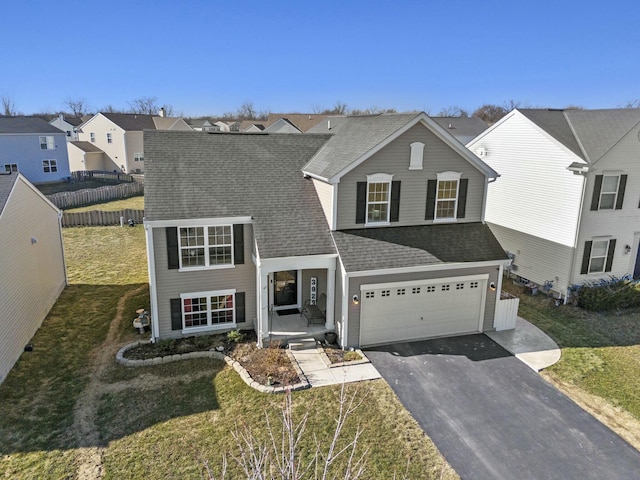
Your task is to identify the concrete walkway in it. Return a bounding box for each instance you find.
[288,338,381,387]
[486,316,561,371]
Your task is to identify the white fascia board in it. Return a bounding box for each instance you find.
[301,170,332,183]
[347,259,509,278]
[331,183,338,230]
[360,273,489,291]
[144,216,253,228]
[144,223,160,342]
[256,254,338,272]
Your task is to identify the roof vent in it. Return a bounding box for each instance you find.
[327,120,331,130]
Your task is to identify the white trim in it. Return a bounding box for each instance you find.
[365,174,393,225]
[269,270,302,311]
[256,253,338,272]
[144,216,252,228]
[341,263,349,349]
[331,183,338,231]
[347,259,510,278]
[177,224,234,270]
[366,173,393,182]
[409,141,424,170]
[145,224,160,342]
[359,273,489,291]
[434,171,461,222]
[180,288,237,333]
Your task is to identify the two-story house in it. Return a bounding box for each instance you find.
[72,112,192,173]
[49,114,83,142]
[144,113,509,348]
[0,117,71,183]
[467,108,640,299]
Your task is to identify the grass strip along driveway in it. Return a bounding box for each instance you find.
[0,224,457,479]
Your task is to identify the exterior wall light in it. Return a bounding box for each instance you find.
[489,282,496,291]
[352,294,359,305]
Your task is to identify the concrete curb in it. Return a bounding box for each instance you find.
[116,341,311,394]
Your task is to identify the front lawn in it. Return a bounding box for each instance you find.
[0,225,457,479]
[504,281,640,446]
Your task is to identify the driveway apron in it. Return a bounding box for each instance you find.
[365,335,640,480]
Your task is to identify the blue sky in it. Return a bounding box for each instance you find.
[1,0,639,117]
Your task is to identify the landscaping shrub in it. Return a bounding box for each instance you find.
[572,276,640,311]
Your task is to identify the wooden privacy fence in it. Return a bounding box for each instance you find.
[48,182,144,209]
[71,170,135,183]
[62,209,145,227]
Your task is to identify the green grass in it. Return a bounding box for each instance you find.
[64,195,144,213]
[505,282,640,420]
[0,225,457,479]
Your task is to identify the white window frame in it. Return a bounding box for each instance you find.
[409,142,424,170]
[588,239,610,274]
[434,171,461,223]
[42,159,57,173]
[134,152,144,162]
[180,289,236,333]
[106,132,112,144]
[178,225,234,271]
[90,132,96,142]
[598,174,620,210]
[39,136,54,150]
[4,163,18,173]
[365,173,393,226]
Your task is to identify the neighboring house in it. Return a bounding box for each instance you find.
[67,141,105,171]
[467,108,640,298]
[74,112,192,173]
[0,171,67,384]
[240,121,265,132]
[188,119,216,132]
[432,117,488,144]
[144,112,509,349]
[49,114,83,141]
[264,113,329,132]
[0,117,71,183]
[263,118,302,133]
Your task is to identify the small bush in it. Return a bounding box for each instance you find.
[343,351,362,362]
[226,329,245,344]
[572,276,640,311]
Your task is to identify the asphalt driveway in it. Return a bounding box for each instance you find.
[365,335,640,480]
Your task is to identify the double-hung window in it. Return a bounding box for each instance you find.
[106,133,112,144]
[42,160,57,173]
[598,175,620,210]
[588,239,610,273]
[39,136,54,150]
[90,132,96,142]
[366,173,393,224]
[134,152,144,162]
[182,290,235,331]
[178,225,232,269]
[591,174,627,211]
[435,171,461,221]
[4,163,18,173]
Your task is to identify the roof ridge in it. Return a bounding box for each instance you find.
[562,111,590,162]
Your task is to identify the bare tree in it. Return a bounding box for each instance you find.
[204,384,369,480]
[472,104,508,124]
[621,99,640,108]
[236,101,258,120]
[350,106,398,116]
[436,106,469,117]
[100,104,126,113]
[1,94,17,116]
[502,99,521,112]
[65,98,90,117]
[128,96,160,115]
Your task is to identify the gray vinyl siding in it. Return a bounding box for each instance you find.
[336,123,486,230]
[346,266,499,347]
[301,269,328,304]
[311,179,333,227]
[152,224,257,339]
[489,222,574,295]
[335,264,344,341]
[0,178,66,383]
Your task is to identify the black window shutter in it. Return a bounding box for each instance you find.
[166,227,179,269]
[590,175,603,211]
[580,241,592,274]
[235,292,246,323]
[233,224,244,264]
[356,182,367,224]
[425,180,437,220]
[615,175,627,210]
[457,178,468,219]
[390,181,401,222]
[605,239,616,272]
[170,298,182,330]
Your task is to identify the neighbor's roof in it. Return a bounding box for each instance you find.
[304,112,421,180]
[518,108,640,163]
[95,112,190,131]
[265,113,329,132]
[144,131,336,259]
[70,141,104,153]
[0,116,64,134]
[0,172,19,214]
[332,223,509,272]
[432,117,488,144]
[58,116,84,127]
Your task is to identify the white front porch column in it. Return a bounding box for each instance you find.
[257,269,270,347]
[325,266,336,330]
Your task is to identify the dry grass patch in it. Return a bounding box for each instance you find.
[65,195,144,213]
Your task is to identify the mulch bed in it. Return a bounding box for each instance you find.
[323,346,363,364]
[123,331,299,386]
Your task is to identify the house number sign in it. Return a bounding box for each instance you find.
[310,276,317,305]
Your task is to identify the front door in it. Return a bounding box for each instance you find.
[274,270,298,307]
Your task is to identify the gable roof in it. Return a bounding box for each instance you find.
[332,223,508,272]
[70,141,104,153]
[265,113,329,132]
[0,117,64,134]
[263,118,302,133]
[0,172,18,214]
[304,112,498,182]
[517,109,640,163]
[100,112,157,130]
[144,131,336,259]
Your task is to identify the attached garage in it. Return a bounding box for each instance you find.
[359,274,488,346]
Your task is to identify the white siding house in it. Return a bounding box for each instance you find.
[468,108,640,298]
[0,172,67,384]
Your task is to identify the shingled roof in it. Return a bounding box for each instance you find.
[0,117,64,134]
[518,109,640,163]
[144,131,336,259]
[332,223,509,272]
[70,141,104,153]
[0,172,18,214]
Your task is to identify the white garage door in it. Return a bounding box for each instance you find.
[359,275,487,346]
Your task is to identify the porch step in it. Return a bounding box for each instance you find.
[288,337,318,351]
